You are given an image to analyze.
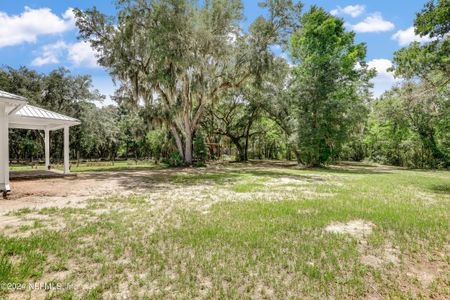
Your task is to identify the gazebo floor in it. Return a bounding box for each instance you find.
[10,170,76,181]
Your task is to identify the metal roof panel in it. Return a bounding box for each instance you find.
[0,90,28,102]
[14,105,80,123]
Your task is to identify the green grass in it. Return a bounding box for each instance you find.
[9,165,47,171]
[1,162,449,299]
[10,160,165,173]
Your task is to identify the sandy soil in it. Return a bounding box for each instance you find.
[0,161,314,215]
[1,169,175,214]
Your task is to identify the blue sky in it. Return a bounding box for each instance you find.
[0,1,430,104]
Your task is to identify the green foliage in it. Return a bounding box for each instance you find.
[365,82,449,168]
[204,88,262,162]
[79,104,121,160]
[290,6,373,166]
[165,152,184,168]
[385,0,450,168]
[414,0,450,38]
[147,130,167,163]
[392,0,450,88]
[0,66,169,163]
[193,132,208,167]
[251,117,287,160]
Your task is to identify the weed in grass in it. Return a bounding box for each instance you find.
[8,208,33,217]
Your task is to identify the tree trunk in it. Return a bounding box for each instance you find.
[419,130,446,167]
[170,125,185,162]
[231,138,245,162]
[237,146,245,161]
[184,130,193,165]
[244,132,250,161]
[183,109,195,165]
[293,149,303,165]
[243,110,257,161]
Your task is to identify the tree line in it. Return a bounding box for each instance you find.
[1,0,448,168]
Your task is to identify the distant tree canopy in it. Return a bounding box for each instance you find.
[1,0,448,169]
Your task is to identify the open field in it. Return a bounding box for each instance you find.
[0,161,449,299]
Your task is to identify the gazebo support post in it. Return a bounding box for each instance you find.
[0,102,10,195]
[64,126,70,174]
[44,128,50,170]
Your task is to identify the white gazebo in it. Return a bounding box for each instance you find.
[0,90,80,193]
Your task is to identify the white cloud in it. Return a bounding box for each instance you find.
[31,41,67,66]
[62,8,75,22]
[367,59,401,97]
[32,40,99,68]
[330,5,365,18]
[348,13,395,33]
[0,7,75,48]
[391,27,433,46]
[67,41,99,67]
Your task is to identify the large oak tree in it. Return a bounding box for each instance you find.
[74,0,302,164]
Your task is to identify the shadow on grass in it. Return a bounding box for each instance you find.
[429,184,450,195]
[241,160,392,175]
[8,161,394,199]
[336,161,378,168]
[311,167,391,175]
[75,166,327,191]
[72,165,166,173]
[230,169,326,182]
[65,160,393,193]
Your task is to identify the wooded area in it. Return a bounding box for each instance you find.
[1,0,448,169]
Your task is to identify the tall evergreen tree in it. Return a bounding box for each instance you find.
[290,6,373,166]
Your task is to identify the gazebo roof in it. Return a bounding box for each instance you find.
[0,90,27,102]
[1,90,78,192]
[0,90,80,130]
[16,105,80,123]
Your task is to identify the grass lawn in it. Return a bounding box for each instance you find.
[10,160,164,173]
[1,162,449,299]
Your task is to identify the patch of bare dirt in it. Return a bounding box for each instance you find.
[324,220,401,270]
[324,218,447,296]
[360,243,401,268]
[0,169,167,216]
[264,177,308,186]
[325,219,375,238]
[0,215,28,229]
[405,258,447,288]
